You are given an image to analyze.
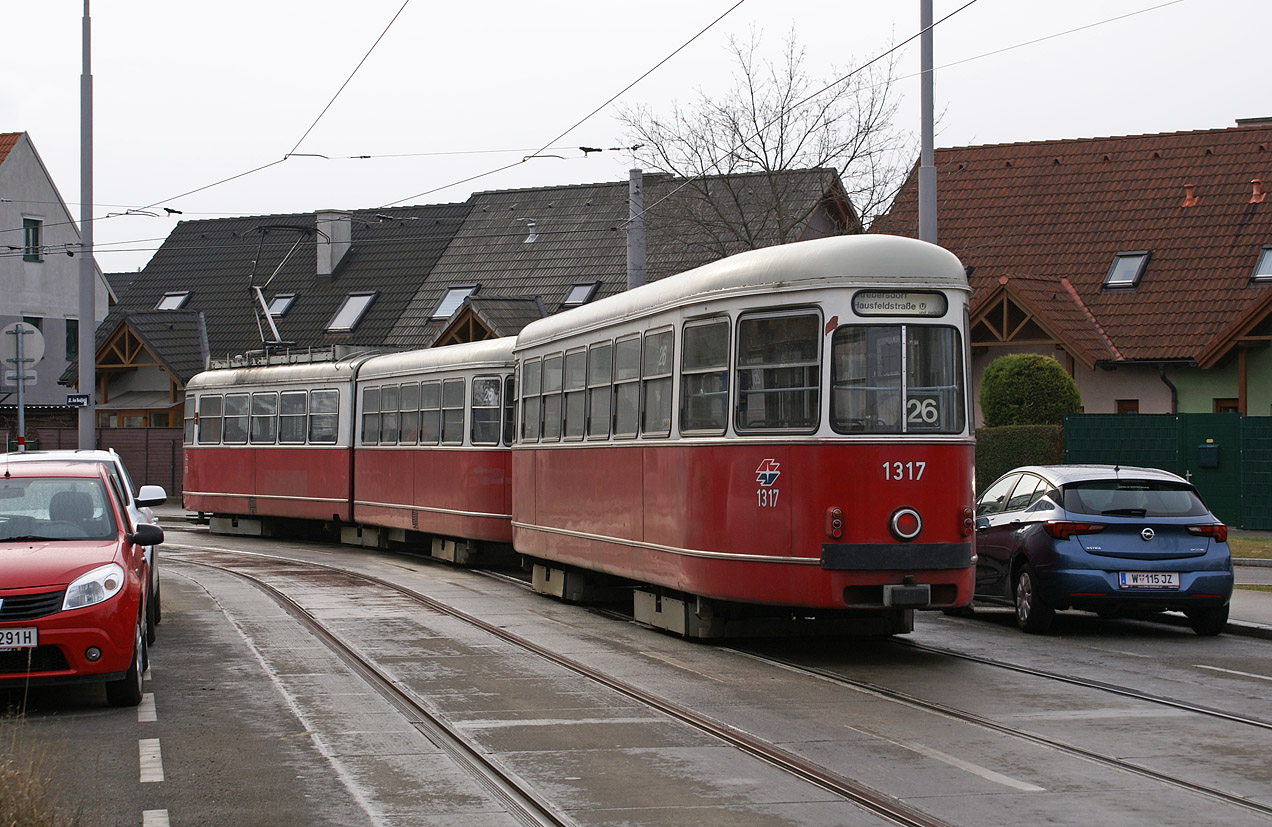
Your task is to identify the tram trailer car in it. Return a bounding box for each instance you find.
[512,234,975,636]
[183,234,976,637]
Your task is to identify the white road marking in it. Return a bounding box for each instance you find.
[138,693,157,723]
[849,725,1045,792]
[142,810,170,827]
[139,738,164,783]
[1196,664,1272,682]
[1002,707,1190,721]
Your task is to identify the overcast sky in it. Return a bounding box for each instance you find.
[2,0,1263,274]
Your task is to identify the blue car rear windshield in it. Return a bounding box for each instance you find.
[1061,480,1209,518]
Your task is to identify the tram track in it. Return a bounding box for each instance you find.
[172,543,951,827]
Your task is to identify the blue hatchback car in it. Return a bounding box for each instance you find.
[973,465,1233,634]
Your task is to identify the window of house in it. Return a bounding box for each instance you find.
[268,294,297,316]
[65,318,78,359]
[328,293,375,331]
[1214,398,1239,414]
[431,286,477,320]
[149,412,169,427]
[1116,399,1139,414]
[1104,252,1150,288]
[22,219,42,262]
[22,316,42,331]
[155,291,190,310]
[1254,246,1272,282]
[562,282,599,308]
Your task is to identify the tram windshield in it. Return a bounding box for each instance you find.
[830,325,965,434]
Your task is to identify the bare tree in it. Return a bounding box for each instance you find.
[619,29,913,257]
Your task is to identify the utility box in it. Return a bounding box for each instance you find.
[1198,441,1220,469]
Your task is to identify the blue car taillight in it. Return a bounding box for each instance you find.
[1043,521,1106,540]
[1186,523,1228,543]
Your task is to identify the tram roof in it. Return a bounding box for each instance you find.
[515,235,967,351]
[186,352,375,391]
[358,337,516,381]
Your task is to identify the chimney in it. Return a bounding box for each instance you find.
[1182,184,1198,208]
[316,210,351,280]
[1251,179,1267,205]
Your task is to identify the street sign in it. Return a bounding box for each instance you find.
[5,371,37,384]
[67,394,91,407]
[1,322,46,368]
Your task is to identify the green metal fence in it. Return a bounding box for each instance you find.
[1064,413,1271,529]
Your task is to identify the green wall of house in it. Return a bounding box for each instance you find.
[1175,346,1272,415]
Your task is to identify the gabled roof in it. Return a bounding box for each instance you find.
[872,123,1272,364]
[108,203,470,365]
[62,310,209,386]
[0,133,20,165]
[387,168,851,348]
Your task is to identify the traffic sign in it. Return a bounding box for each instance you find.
[67,394,91,407]
[1,322,44,387]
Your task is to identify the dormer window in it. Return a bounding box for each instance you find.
[268,293,297,316]
[1254,246,1272,282]
[431,285,477,320]
[155,291,190,310]
[562,282,599,308]
[1104,252,1150,288]
[327,292,375,331]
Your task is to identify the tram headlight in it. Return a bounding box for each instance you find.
[825,507,844,539]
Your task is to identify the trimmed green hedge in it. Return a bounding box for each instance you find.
[975,424,1064,492]
[980,353,1081,427]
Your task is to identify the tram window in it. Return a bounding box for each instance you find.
[183,402,196,444]
[563,348,587,440]
[613,335,641,439]
[735,312,820,432]
[503,374,516,446]
[361,386,382,445]
[399,382,420,444]
[197,395,223,444]
[380,385,399,446]
[587,341,612,439]
[642,329,674,437]
[830,325,964,435]
[442,378,465,445]
[542,353,563,442]
[520,359,541,443]
[471,376,502,446]
[420,381,441,445]
[309,389,339,444]
[250,392,278,444]
[681,319,729,434]
[279,391,307,444]
[222,394,250,444]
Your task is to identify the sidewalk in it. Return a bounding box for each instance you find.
[149,503,1272,641]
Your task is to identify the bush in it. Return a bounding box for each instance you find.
[975,424,1064,492]
[980,353,1081,427]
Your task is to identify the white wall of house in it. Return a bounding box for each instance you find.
[0,133,110,407]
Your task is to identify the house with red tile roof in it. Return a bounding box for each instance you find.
[872,120,1272,422]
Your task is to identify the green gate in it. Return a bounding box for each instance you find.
[1063,413,1255,527]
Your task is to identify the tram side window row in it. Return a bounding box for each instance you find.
[187,389,340,445]
[517,312,966,442]
[358,374,515,448]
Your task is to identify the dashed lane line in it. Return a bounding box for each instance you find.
[139,738,164,783]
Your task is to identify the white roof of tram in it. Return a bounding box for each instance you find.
[357,337,517,382]
[514,234,968,351]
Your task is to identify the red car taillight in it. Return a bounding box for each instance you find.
[1043,521,1106,540]
[1187,523,1228,543]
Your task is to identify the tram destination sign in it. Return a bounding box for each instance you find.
[852,290,947,318]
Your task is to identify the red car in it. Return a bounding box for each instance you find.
[0,458,163,707]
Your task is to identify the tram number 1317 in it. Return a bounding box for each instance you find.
[757,488,781,508]
[882,461,926,481]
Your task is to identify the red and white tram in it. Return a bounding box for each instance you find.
[512,234,974,635]
[182,234,975,637]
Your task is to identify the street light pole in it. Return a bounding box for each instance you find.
[918,0,937,245]
[78,0,96,448]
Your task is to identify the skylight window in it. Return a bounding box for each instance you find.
[327,293,375,331]
[1104,252,1150,288]
[431,285,477,320]
[562,282,599,307]
[1254,246,1272,282]
[268,293,297,316]
[155,291,190,310]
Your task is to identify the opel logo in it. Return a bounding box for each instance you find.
[1140,527,1156,542]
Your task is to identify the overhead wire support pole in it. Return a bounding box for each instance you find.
[918,0,937,244]
[79,0,96,448]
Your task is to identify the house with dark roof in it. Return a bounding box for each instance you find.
[1,131,114,415]
[82,167,854,428]
[872,120,1272,420]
